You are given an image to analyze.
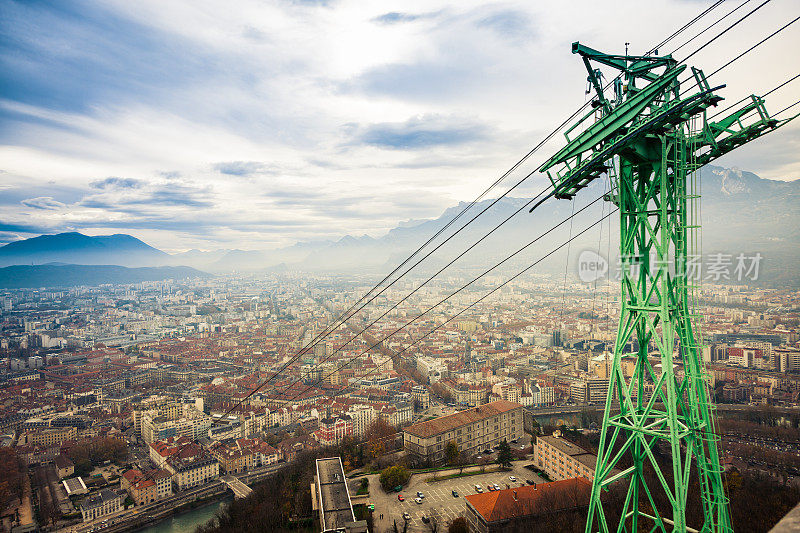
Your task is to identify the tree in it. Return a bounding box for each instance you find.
[379,465,410,492]
[445,441,460,466]
[431,383,454,404]
[448,517,468,533]
[496,439,513,469]
[67,436,128,471]
[427,507,441,533]
[364,419,396,462]
[0,448,24,512]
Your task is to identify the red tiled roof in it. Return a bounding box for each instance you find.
[465,477,591,522]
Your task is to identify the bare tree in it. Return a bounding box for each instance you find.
[427,507,441,533]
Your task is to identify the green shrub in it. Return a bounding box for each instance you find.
[379,465,410,492]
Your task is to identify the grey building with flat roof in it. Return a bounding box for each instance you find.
[313,457,366,533]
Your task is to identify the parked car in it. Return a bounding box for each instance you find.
[493,484,500,491]
[415,497,423,504]
[417,491,425,498]
[403,512,411,521]
[452,490,459,497]
[487,485,495,491]
[398,494,404,501]
[475,484,483,493]
[509,476,517,482]
[422,516,430,524]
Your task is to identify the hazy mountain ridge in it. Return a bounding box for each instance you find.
[0,232,168,268]
[0,264,209,289]
[1,165,797,281]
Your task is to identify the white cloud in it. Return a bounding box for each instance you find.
[1,0,798,251]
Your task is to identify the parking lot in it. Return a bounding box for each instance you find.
[368,462,546,532]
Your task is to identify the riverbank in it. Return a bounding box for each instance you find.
[134,496,232,533]
[131,463,283,533]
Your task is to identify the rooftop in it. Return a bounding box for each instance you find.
[315,457,354,532]
[537,434,597,470]
[403,399,522,439]
[80,489,123,510]
[465,477,591,523]
[54,453,74,469]
[62,476,87,495]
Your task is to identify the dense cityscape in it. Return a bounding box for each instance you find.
[1,273,799,532]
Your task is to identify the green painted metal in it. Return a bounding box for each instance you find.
[540,42,798,533]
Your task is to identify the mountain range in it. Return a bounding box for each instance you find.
[0,232,168,268]
[1,165,797,284]
[0,264,208,289]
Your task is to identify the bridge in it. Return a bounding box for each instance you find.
[220,474,253,499]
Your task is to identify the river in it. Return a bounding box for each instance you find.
[135,497,232,533]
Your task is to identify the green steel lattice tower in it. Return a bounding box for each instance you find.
[536,43,798,533]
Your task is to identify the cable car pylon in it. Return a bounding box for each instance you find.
[537,41,799,533]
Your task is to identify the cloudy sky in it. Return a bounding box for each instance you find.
[1,0,799,252]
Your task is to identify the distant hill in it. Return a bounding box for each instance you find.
[0,232,169,268]
[0,264,209,289]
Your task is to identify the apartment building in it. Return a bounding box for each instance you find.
[377,402,414,427]
[150,434,220,492]
[141,410,212,445]
[403,400,523,463]
[133,396,182,435]
[121,468,173,505]
[411,386,431,411]
[346,404,376,438]
[166,447,220,491]
[528,382,556,406]
[569,378,609,404]
[315,415,353,446]
[19,426,77,447]
[79,489,126,523]
[533,433,597,481]
[209,436,281,473]
[239,437,281,466]
[209,442,253,474]
[492,381,521,404]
